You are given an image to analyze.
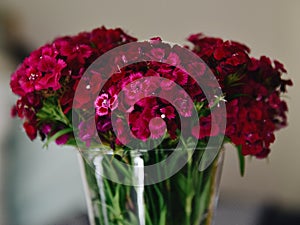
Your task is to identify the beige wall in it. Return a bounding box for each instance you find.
[1,0,299,207]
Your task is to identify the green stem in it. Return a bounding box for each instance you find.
[43,127,73,148]
[205,166,217,225]
[57,100,71,127]
[185,196,193,225]
[185,149,194,225]
[204,150,222,225]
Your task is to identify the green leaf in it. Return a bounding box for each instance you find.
[225,70,246,87]
[237,145,245,176]
[176,173,188,195]
[158,206,167,225]
[43,127,73,148]
[37,97,71,127]
[145,206,154,225]
[197,173,213,224]
[195,101,205,112]
[65,138,77,146]
[226,93,250,100]
[125,211,139,225]
[153,184,165,209]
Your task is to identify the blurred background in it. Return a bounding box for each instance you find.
[0,0,299,224]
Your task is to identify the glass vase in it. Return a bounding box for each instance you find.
[78,147,224,225]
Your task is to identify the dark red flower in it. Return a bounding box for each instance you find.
[23,122,37,141]
[9,27,292,162]
[149,117,166,139]
[55,133,69,145]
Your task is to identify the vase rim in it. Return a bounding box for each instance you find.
[78,146,223,153]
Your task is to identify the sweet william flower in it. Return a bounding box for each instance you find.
[128,98,159,141]
[94,93,118,116]
[164,52,181,67]
[10,45,67,96]
[34,59,66,91]
[122,73,160,107]
[55,133,69,145]
[255,148,271,159]
[173,90,194,117]
[191,113,222,139]
[115,118,129,145]
[130,111,151,141]
[160,106,176,120]
[78,118,97,147]
[9,27,292,162]
[41,124,52,136]
[11,106,18,117]
[23,122,37,141]
[56,40,93,64]
[96,116,112,132]
[90,27,137,52]
[72,70,104,110]
[242,141,264,156]
[274,60,287,73]
[9,26,138,143]
[149,117,167,139]
[149,48,165,61]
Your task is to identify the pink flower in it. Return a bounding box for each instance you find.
[128,98,158,140]
[149,117,166,139]
[160,106,176,120]
[122,73,159,106]
[130,111,151,141]
[10,55,66,95]
[149,48,165,61]
[96,116,112,132]
[41,124,52,135]
[192,115,220,139]
[78,119,97,147]
[94,93,118,116]
[173,90,193,117]
[115,118,130,145]
[163,52,181,67]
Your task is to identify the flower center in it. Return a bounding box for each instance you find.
[28,73,39,81]
[102,99,108,107]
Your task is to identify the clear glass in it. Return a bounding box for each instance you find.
[78,147,224,225]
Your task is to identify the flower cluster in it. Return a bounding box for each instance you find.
[10,26,137,144]
[188,33,292,157]
[10,27,292,160]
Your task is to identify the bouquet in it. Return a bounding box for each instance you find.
[10,26,292,225]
